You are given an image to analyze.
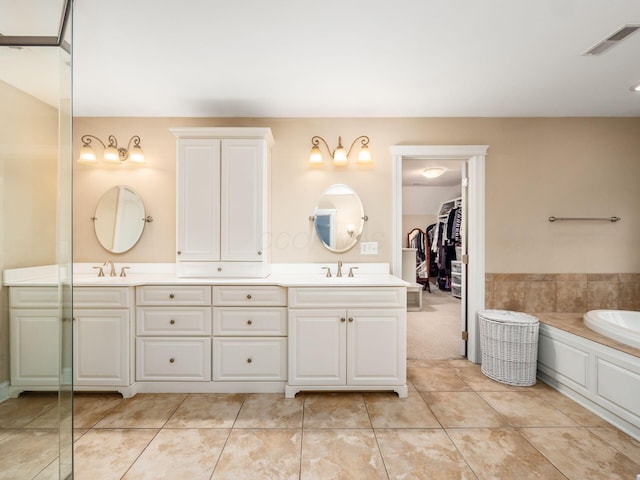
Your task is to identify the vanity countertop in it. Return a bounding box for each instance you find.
[3,264,409,288]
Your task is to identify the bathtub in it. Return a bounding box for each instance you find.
[584,310,640,349]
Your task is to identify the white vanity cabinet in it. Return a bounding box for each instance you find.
[136,286,212,381]
[9,287,60,395]
[286,287,408,398]
[73,287,133,390]
[212,286,287,381]
[172,127,273,278]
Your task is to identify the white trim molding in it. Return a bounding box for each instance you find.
[0,381,9,403]
[391,145,488,363]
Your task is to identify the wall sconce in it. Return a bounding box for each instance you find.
[309,135,371,166]
[78,134,145,165]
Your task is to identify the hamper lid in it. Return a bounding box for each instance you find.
[479,309,539,325]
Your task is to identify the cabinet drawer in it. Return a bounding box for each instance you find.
[136,338,211,381]
[74,287,131,308]
[136,286,211,305]
[288,287,405,308]
[9,287,58,308]
[212,286,286,306]
[451,261,462,274]
[212,338,286,381]
[213,307,287,336]
[136,307,212,335]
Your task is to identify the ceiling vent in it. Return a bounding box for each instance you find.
[583,24,640,55]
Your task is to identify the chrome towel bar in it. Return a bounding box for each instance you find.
[548,216,621,223]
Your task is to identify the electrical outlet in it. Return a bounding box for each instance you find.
[360,242,378,255]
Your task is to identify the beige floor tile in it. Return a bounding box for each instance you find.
[0,429,59,480]
[165,393,244,428]
[422,391,507,428]
[448,428,566,479]
[406,358,448,368]
[407,366,471,392]
[234,393,303,428]
[364,391,440,428]
[123,428,228,479]
[301,429,387,480]
[0,393,58,428]
[73,393,124,428]
[213,429,301,480]
[443,358,477,369]
[94,393,186,429]
[479,391,579,427]
[73,428,158,480]
[303,393,371,428]
[377,429,477,480]
[534,388,610,427]
[522,427,640,480]
[32,458,59,480]
[588,426,640,464]
[451,365,538,392]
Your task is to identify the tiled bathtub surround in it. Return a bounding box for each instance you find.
[485,273,640,313]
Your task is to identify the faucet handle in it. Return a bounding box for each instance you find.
[92,266,105,277]
[321,266,332,278]
[119,267,130,277]
[348,267,359,277]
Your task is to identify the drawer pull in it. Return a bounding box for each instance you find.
[247,358,253,363]
[247,319,253,325]
[169,319,176,325]
[169,358,175,363]
[217,267,222,272]
[246,294,252,299]
[341,317,346,322]
[348,317,354,323]
[169,293,175,299]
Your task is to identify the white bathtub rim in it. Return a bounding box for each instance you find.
[584,309,640,349]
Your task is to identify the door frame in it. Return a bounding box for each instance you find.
[391,145,488,363]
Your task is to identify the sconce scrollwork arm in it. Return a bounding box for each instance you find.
[346,135,369,157]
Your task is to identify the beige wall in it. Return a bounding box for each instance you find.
[0,80,59,383]
[73,117,640,274]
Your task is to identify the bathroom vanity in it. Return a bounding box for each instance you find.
[5,265,408,399]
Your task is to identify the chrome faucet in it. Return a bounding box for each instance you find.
[337,260,343,277]
[103,259,116,277]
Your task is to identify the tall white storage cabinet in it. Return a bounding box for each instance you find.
[171,128,273,278]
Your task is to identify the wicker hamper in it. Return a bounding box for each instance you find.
[478,310,539,386]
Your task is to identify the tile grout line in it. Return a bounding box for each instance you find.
[208,393,248,479]
[362,393,391,480]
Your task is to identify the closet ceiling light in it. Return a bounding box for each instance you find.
[630,83,640,92]
[422,167,446,178]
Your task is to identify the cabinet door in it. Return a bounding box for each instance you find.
[10,309,60,385]
[220,139,265,261]
[288,309,346,385]
[177,138,221,261]
[347,308,406,386]
[74,309,129,386]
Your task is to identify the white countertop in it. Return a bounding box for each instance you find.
[3,263,409,288]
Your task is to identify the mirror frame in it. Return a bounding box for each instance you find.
[93,185,148,253]
[312,184,367,253]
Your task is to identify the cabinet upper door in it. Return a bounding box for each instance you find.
[177,139,222,261]
[220,139,265,261]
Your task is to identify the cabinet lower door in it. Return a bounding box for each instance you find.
[347,308,406,385]
[10,309,60,385]
[74,309,129,386]
[289,309,346,385]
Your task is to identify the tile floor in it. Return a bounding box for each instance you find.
[2,360,640,479]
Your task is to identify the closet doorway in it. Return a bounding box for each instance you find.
[402,159,466,360]
[392,146,487,363]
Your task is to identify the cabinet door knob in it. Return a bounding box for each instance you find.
[247,358,253,363]
[257,250,262,255]
[246,294,252,299]
[217,267,222,272]
[341,317,346,322]
[169,358,175,363]
[169,293,175,299]
[169,319,176,325]
[247,319,253,325]
[348,317,354,323]
[177,251,182,255]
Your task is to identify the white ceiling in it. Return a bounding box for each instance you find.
[2,1,640,117]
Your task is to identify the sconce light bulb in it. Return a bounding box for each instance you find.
[78,145,98,164]
[309,145,324,164]
[357,145,372,164]
[129,145,146,164]
[332,147,348,166]
[103,146,120,163]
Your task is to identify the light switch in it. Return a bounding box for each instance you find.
[360,242,378,255]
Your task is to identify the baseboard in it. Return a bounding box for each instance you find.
[0,381,10,403]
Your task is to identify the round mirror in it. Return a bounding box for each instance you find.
[313,184,366,253]
[93,185,147,253]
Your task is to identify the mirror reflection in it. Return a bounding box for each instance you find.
[93,185,147,253]
[313,184,365,253]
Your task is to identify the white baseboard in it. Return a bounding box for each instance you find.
[0,381,10,403]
